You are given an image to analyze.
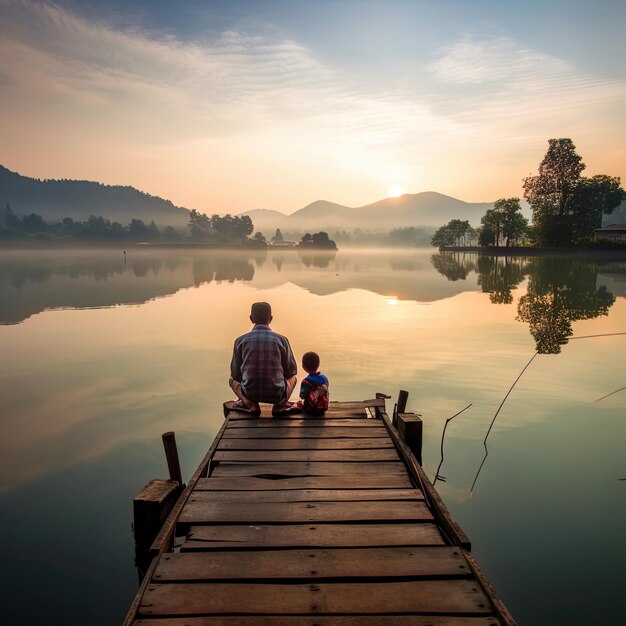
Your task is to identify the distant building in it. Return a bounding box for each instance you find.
[595,224,626,241]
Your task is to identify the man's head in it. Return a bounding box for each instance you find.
[250,301,272,325]
[302,351,320,374]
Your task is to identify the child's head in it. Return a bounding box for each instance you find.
[302,351,320,374]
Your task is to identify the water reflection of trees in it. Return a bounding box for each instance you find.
[476,256,528,304]
[297,250,337,269]
[192,257,254,286]
[430,252,476,281]
[516,258,615,354]
[431,252,619,353]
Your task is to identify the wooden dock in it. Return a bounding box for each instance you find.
[124,397,515,625]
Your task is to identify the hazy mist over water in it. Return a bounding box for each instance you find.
[0,248,625,625]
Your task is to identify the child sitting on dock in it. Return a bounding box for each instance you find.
[298,351,329,415]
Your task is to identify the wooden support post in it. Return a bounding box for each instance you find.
[398,412,423,465]
[133,478,180,577]
[394,390,409,427]
[162,431,183,486]
[374,392,390,419]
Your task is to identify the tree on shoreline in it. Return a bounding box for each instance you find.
[431,219,476,248]
[523,138,623,246]
[478,198,528,247]
[188,210,253,242]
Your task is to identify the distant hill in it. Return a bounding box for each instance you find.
[242,192,496,233]
[0,165,190,227]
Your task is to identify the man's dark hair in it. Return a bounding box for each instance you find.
[302,351,320,372]
[250,301,272,324]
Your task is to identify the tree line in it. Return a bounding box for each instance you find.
[1,204,339,249]
[432,138,624,249]
[1,204,182,242]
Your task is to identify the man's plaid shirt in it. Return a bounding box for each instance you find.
[230,324,297,404]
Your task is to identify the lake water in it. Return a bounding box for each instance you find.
[0,247,624,625]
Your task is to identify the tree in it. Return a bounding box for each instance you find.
[480,198,528,247]
[21,213,47,232]
[162,225,181,241]
[272,228,284,244]
[298,231,337,249]
[573,175,625,237]
[523,138,623,246]
[146,220,161,242]
[253,231,267,243]
[431,220,474,248]
[188,209,213,240]
[128,218,149,241]
[3,203,21,228]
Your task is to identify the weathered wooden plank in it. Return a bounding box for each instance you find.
[182,523,445,549]
[213,449,401,462]
[178,500,432,525]
[217,437,394,450]
[195,475,414,490]
[226,419,383,428]
[210,461,406,477]
[138,580,492,616]
[187,488,424,503]
[154,546,470,581]
[133,616,501,625]
[222,427,387,439]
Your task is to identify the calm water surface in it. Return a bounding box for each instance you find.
[0,248,625,625]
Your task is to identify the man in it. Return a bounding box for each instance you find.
[229,302,298,415]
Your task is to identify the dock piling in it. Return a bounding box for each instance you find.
[398,412,423,465]
[394,389,409,427]
[162,431,183,487]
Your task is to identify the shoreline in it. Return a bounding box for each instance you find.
[438,245,626,258]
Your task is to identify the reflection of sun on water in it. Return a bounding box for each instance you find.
[387,184,405,197]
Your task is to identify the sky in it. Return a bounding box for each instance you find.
[1,0,625,214]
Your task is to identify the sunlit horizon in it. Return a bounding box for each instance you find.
[1,0,624,214]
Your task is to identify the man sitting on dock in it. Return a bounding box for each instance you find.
[228,301,298,416]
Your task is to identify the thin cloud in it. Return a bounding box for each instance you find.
[429,35,626,129]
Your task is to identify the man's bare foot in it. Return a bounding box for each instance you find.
[232,398,260,413]
[272,401,302,416]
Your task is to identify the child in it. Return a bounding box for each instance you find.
[299,351,330,415]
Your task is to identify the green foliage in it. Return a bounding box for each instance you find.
[272,228,284,244]
[0,210,172,242]
[188,210,253,242]
[298,231,337,249]
[479,198,528,247]
[431,219,476,248]
[523,139,624,246]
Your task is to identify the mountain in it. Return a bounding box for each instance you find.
[242,192,495,233]
[0,165,190,227]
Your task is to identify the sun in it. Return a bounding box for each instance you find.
[387,184,405,198]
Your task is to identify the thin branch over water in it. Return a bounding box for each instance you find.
[471,330,626,494]
[594,386,626,403]
[433,403,472,485]
[471,352,539,493]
